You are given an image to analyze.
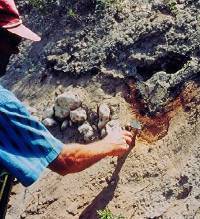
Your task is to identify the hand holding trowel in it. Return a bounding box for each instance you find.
[104,119,142,158]
[125,119,142,148]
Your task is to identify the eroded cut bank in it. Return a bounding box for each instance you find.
[127,80,199,143]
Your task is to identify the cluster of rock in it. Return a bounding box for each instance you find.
[42,91,111,142]
[137,58,199,114]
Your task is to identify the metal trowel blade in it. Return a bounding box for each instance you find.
[130,120,142,130]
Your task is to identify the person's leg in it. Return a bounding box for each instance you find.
[0,167,14,219]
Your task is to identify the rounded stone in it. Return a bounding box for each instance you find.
[78,122,94,142]
[42,118,57,127]
[98,103,111,129]
[70,107,87,123]
[54,105,70,120]
[55,92,81,110]
[61,120,69,130]
[42,107,54,119]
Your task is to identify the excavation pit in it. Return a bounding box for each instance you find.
[127,80,199,143]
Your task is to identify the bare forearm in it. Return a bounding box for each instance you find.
[48,130,133,175]
[49,141,115,175]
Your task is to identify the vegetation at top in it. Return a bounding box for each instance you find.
[97,208,125,219]
[164,0,178,15]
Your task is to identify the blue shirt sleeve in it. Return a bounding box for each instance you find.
[0,85,64,187]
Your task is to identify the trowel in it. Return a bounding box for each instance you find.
[125,119,142,147]
[116,119,142,163]
[125,119,142,132]
[129,119,142,131]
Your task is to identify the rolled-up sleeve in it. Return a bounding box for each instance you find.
[0,86,64,187]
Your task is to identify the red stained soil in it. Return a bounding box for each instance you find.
[127,80,199,143]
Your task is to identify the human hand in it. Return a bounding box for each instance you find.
[103,127,134,157]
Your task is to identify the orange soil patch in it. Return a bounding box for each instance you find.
[127,80,199,143]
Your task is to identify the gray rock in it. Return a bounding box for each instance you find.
[137,59,199,114]
[70,107,87,123]
[98,103,111,130]
[55,92,81,110]
[42,118,57,127]
[138,71,172,113]
[61,120,69,130]
[54,105,70,120]
[42,107,54,119]
[78,122,94,142]
[54,92,82,119]
[171,59,199,87]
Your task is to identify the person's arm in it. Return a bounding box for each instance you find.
[48,130,133,175]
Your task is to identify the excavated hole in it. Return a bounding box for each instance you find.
[127,80,198,143]
[137,52,190,81]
